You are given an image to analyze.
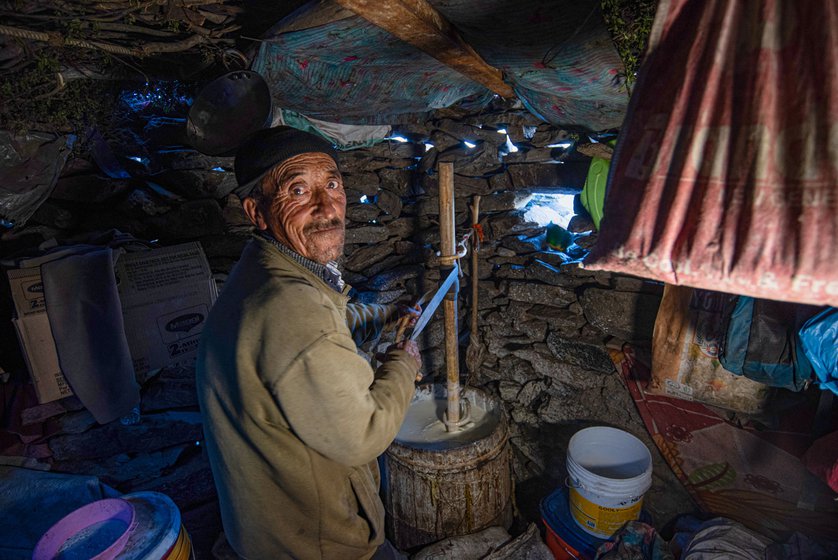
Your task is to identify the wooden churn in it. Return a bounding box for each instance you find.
[381,384,513,551]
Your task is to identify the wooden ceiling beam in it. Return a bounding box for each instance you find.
[333,0,514,98]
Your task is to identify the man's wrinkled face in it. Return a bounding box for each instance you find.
[244,152,346,264]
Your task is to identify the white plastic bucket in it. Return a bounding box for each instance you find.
[566,426,652,538]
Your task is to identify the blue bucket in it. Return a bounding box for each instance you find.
[540,486,605,560]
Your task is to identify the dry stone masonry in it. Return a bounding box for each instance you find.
[0,104,693,556]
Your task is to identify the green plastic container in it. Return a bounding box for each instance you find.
[580,157,609,231]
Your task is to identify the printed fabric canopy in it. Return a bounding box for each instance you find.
[251,0,627,130]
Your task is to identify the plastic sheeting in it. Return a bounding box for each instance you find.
[799,308,838,394]
[0,132,75,227]
[585,0,838,306]
[252,0,626,130]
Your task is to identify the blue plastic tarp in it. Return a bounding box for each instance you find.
[799,308,838,395]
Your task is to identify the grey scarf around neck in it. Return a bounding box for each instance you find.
[258,232,345,293]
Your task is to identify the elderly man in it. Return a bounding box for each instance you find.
[197,126,421,560]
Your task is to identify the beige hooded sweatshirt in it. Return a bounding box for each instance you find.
[197,236,417,559]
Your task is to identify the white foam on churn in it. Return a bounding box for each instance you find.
[395,389,499,450]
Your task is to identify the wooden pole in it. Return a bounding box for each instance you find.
[438,162,460,427]
[333,0,514,98]
[465,195,482,381]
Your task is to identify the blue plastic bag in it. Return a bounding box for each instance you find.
[798,308,838,395]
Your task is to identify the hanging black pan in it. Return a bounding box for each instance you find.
[186,70,272,156]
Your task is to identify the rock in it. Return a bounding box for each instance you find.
[579,288,662,342]
[503,147,561,164]
[505,163,588,193]
[514,318,548,341]
[483,523,553,560]
[610,275,664,294]
[545,332,615,374]
[153,169,234,200]
[346,203,381,223]
[131,449,216,510]
[531,260,595,288]
[342,172,380,195]
[338,152,390,172]
[490,356,537,385]
[567,214,595,233]
[147,199,225,240]
[376,189,402,218]
[366,265,422,291]
[513,345,602,390]
[413,526,511,560]
[499,380,522,402]
[507,282,576,308]
[53,410,98,436]
[394,240,417,255]
[531,126,573,147]
[342,270,368,285]
[53,446,186,485]
[421,173,494,196]
[21,401,70,425]
[221,195,251,228]
[478,282,506,310]
[487,212,527,238]
[365,254,405,277]
[517,379,550,409]
[141,366,198,411]
[490,255,530,266]
[496,247,516,257]
[344,225,388,244]
[385,217,415,239]
[433,119,508,145]
[482,191,533,213]
[574,231,598,249]
[526,304,587,336]
[116,189,170,218]
[378,168,415,197]
[510,408,540,427]
[199,234,249,261]
[48,411,204,461]
[52,172,130,203]
[576,142,614,160]
[488,171,513,192]
[439,144,502,177]
[344,242,394,271]
[367,141,422,159]
[500,233,542,254]
[429,129,464,151]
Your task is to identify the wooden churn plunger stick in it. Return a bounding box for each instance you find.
[437,162,462,428]
[465,195,483,384]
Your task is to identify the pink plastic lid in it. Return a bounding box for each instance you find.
[32,498,136,560]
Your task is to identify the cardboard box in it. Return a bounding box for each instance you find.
[7,267,74,403]
[7,242,217,403]
[115,242,218,377]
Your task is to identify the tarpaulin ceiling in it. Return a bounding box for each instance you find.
[251,0,627,130]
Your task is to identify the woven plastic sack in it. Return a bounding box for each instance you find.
[586,0,838,306]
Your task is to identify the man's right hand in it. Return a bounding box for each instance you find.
[389,339,422,379]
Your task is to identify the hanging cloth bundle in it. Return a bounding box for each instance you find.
[585,0,838,306]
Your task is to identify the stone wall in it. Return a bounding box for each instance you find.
[0,106,693,557]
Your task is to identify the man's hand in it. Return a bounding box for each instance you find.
[393,298,423,342]
[389,340,422,379]
[398,300,422,327]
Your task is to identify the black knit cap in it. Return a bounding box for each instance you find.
[233,126,339,199]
